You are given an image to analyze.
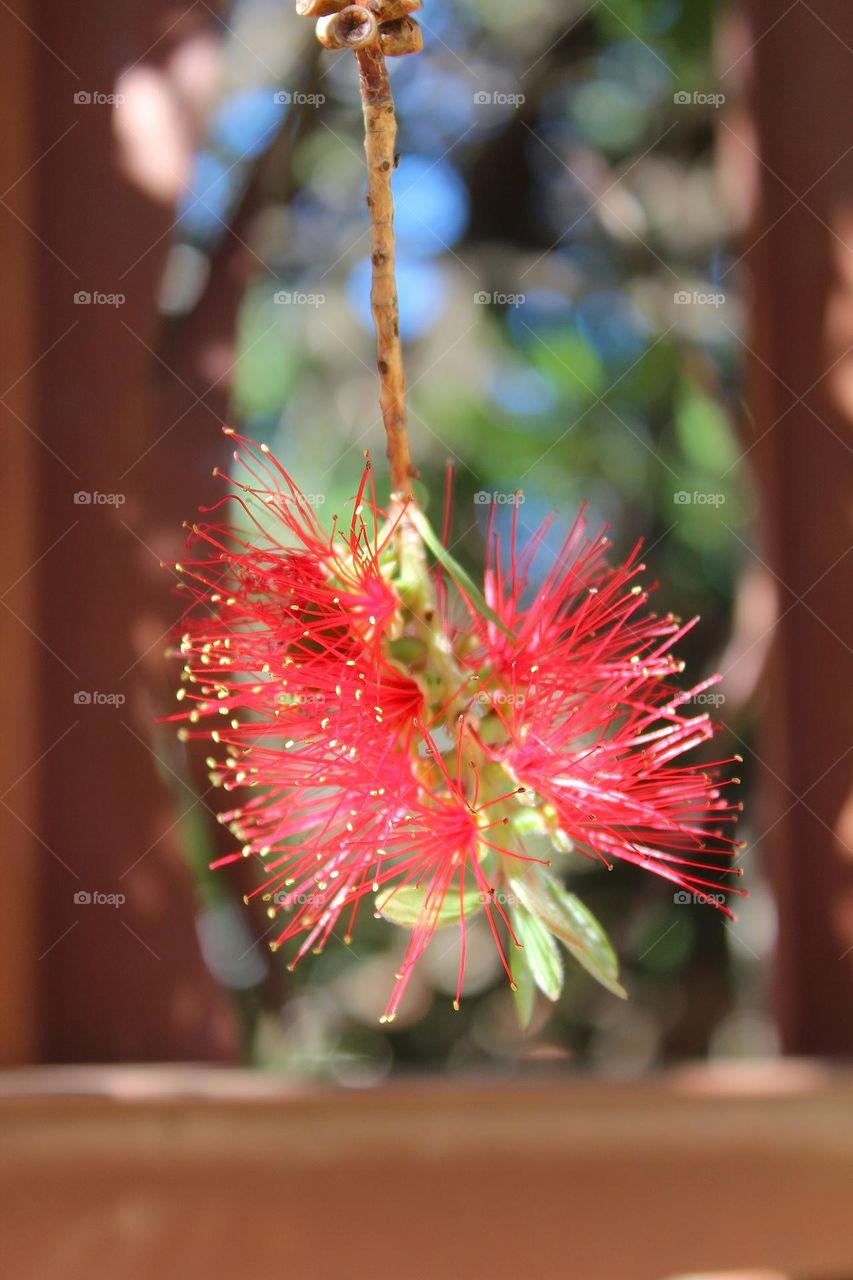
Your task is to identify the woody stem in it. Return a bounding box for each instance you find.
[355,44,415,504]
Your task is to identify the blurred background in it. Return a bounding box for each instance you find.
[1,0,851,1083]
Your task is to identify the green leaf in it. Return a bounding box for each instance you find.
[510,902,564,1003]
[510,942,537,1031]
[510,874,627,1000]
[375,884,484,930]
[410,508,514,640]
[510,875,577,950]
[675,381,739,472]
[548,883,627,999]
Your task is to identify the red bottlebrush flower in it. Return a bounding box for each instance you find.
[483,675,742,911]
[170,431,743,1023]
[458,505,744,911]
[465,502,689,690]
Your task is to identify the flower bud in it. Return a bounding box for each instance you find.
[378,15,423,56]
[365,0,422,20]
[315,4,379,49]
[295,0,346,17]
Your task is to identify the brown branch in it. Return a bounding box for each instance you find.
[355,44,415,502]
[299,3,421,500]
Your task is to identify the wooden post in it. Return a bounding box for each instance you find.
[0,0,242,1061]
[741,0,853,1052]
[0,0,40,1064]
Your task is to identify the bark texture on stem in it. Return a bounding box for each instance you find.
[355,45,415,502]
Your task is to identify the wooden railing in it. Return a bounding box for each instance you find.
[2,1063,852,1280]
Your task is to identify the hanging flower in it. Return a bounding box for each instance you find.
[169,430,743,1023]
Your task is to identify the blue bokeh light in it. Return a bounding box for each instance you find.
[489,366,558,417]
[395,67,478,150]
[576,290,648,365]
[177,152,236,239]
[210,88,286,158]
[347,254,447,341]
[394,156,470,257]
[507,289,573,343]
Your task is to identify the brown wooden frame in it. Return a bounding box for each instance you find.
[2,1064,852,1280]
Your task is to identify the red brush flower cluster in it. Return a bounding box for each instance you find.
[170,431,743,1022]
